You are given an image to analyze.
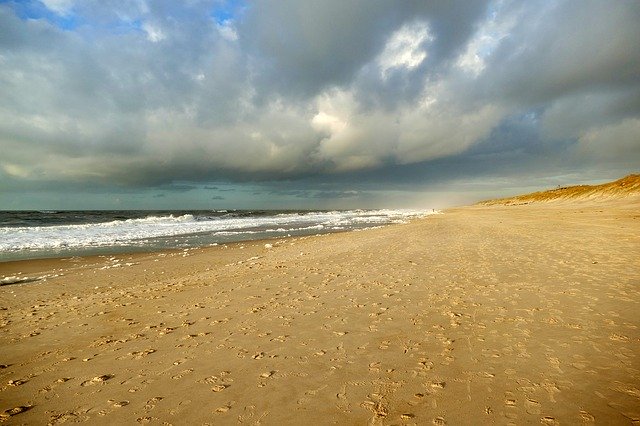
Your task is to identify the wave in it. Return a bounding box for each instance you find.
[0,210,436,254]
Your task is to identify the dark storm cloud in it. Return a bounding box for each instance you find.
[157,183,198,192]
[487,0,640,169]
[238,0,488,97]
[483,1,640,105]
[265,188,362,199]
[0,0,638,203]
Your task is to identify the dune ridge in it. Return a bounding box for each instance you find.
[479,174,640,206]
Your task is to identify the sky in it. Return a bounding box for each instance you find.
[0,0,639,210]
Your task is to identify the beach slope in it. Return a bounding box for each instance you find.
[1,194,639,423]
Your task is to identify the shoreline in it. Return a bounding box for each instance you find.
[0,223,401,279]
[0,209,435,264]
[1,201,638,424]
[0,229,334,266]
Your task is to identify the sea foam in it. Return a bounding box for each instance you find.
[0,209,436,258]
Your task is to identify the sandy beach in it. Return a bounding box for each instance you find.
[1,200,639,424]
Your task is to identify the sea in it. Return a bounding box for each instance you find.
[0,209,436,262]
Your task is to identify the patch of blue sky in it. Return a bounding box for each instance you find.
[3,0,147,37]
[210,0,246,24]
[3,0,80,30]
[478,0,511,57]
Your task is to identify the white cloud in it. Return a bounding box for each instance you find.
[216,21,238,42]
[311,112,345,135]
[40,0,75,16]
[312,89,396,171]
[142,22,166,42]
[311,90,351,136]
[396,102,504,163]
[377,21,432,78]
[2,163,31,179]
[309,81,505,172]
[456,2,515,75]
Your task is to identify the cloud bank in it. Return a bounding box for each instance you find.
[1,0,639,204]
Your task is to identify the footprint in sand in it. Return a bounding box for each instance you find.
[542,380,561,402]
[609,333,629,342]
[418,359,434,370]
[0,406,32,421]
[540,416,559,425]
[171,369,194,379]
[48,410,84,424]
[168,399,192,416]
[525,399,541,414]
[361,400,388,419]
[39,377,73,393]
[579,410,595,422]
[80,375,113,386]
[129,349,157,359]
[144,396,164,411]
[215,405,232,413]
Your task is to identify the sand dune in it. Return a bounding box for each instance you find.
[479,174,640,205]
[0,198,639,424]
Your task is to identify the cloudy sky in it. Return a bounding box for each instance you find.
[1,0,639,210]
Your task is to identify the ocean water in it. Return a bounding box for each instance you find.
[0,209,436,262]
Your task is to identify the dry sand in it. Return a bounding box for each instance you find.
[1,200,639,424]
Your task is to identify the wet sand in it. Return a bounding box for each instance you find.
[1,201,639,424]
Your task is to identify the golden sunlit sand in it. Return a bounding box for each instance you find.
[1,178,639,424]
